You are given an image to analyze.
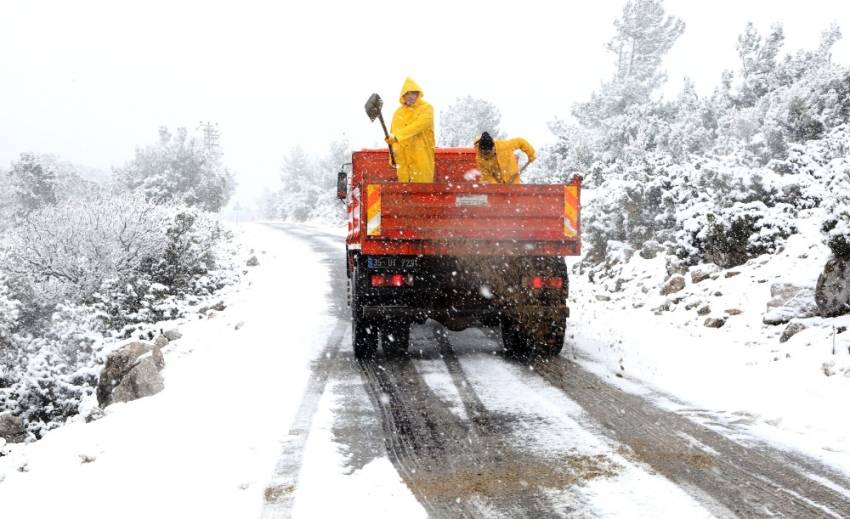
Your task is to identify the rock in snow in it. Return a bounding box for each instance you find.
[163,329,183,341]
[815,257,850,317]
[704,317,726,328]
[779,322,807,343]
[0,413,27,443]
[111,357,164,405]
[660,275,686,296]
[97,341,165,407]
[689,263,720,283]
[763,283,818,325]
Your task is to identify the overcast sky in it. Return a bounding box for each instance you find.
[2,0,848,207]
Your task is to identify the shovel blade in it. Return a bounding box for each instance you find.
[364,93,383,122]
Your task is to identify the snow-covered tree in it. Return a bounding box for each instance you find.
[439,96,504,147]
[278,146,317,221]
[8,153,58,216]
[114,126,236,212]
[573,0,684,131]
[546,0,684,171]
[735,23,785,108]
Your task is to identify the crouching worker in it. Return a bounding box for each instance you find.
[385,77,435,183]
[473,132,536,184]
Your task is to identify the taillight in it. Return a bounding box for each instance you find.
[547,277,564,289]
[371,273,414,287]
[525,276,564,289]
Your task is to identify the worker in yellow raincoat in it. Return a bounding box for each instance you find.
[385,77,435,183]
[473,131,536,184]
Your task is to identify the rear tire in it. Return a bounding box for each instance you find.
[528,319,565,357]
[382,322,410,357]
[351,259,378,359]
[501,319,530,358]
[502,317,565,358]
[353,317,379,359]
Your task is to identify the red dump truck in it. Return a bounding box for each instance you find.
[337,148,581,358]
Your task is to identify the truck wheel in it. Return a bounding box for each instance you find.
[382,322,410,357]
[501,319,530,357]
[351,260,378,359]
[529,320,565,357]
[353,318,379,359]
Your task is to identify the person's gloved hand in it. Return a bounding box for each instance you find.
[385,135,397,145]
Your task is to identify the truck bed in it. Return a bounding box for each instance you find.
[346,149,581,257]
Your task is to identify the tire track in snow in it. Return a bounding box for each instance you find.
[355,325,606,518]
[260,320,347,519]
[528,355,850,518]
[260,223,351,519]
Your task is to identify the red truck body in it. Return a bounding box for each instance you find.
[341,147,582,358]
[346,148,581,258]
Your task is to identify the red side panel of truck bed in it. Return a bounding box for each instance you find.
[346,149,581,257]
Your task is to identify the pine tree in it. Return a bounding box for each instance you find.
[278,146,317,221]
[574,0,684,130]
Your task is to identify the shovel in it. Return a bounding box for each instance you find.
[504,160,534,184]
[364,93,397,167]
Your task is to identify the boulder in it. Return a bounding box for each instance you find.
[0,413,26,443]
[685,300,702,310]
[815,257,850,317]
[779,322,807,343]
[763,283,818,325]
[110,357,164,404]
[690,263,719,284]
[661,275,686,296]
[163,329,182,341]
[697,305,711,316]
[97,341,165,407]
[246,256,260,267]
[725,308,743,316]
[154,334,169,348]
[725,271,741,278]
[704,317,726,328]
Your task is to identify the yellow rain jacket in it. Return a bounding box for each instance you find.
[389,77,435,183]
[474,137,536,184]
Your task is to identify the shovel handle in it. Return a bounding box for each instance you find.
[377,113,397,167]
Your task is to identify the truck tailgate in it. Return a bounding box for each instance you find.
[363,181,580,246]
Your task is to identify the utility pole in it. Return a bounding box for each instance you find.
[199,121,220,154]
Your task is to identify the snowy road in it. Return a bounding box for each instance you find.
[262,224,850,518]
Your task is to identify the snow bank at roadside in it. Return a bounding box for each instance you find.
[0,223,336,518]
[568,215,850,476]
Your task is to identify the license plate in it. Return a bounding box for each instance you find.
[367,256,418,269]
[455,194,489,207]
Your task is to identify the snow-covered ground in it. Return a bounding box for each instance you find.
[2,220,849,518]
[0,224,341,518]
[568,216,850,477]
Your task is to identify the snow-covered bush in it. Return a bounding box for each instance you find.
[0,188,236,436]
[0,275,20,341]
[151,207,222,289]
[3,191,170,304]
